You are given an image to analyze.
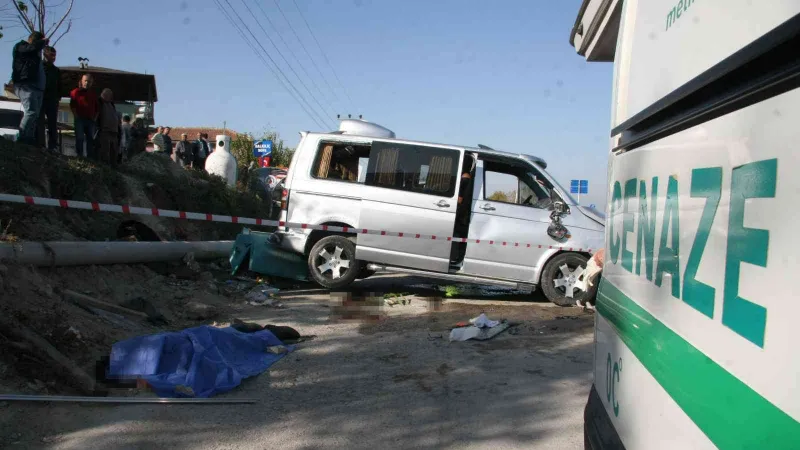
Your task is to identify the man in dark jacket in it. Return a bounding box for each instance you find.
[175,133,194,168]
[11,32,48,145]
[162,126,173,156]
[193,131,209,170]
[37,46,61,151]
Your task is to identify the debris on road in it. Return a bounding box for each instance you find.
[245,285,282,306]
[449,314,512,342]
[470,313,500,328]
[230,229,309,281]
[107,325,293,398]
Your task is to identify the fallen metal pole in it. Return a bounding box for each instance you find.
[0,240,233,267]
[0,394,256,404]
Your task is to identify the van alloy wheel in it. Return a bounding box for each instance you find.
[540,253,598,307]
[553,264,588,299]
[317,246,351,279]
[307,235,360,289]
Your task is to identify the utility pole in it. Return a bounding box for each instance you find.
[223,121,227,135]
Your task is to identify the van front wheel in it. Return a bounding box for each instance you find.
[308,235,360,289]
[540,253,598,307]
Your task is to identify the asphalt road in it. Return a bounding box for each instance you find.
[1,275,595,450]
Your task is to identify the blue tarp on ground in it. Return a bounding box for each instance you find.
[108,325,292,398]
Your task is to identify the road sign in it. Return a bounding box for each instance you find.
[570,179,589,195]
[253,139,273,157]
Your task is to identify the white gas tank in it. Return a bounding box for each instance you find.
[205,134,238,187]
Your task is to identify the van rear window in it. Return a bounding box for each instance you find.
[365,141,459,197]
[312,142,372,183]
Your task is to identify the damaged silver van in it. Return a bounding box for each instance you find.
[271,119,604,306]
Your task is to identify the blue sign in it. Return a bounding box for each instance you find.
[570,179,589,195]
[253,139,273,157]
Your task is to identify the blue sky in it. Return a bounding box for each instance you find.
[0,0,613,206]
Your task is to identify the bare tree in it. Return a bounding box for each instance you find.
[2,1,74,45]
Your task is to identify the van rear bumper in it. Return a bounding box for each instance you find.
[584,384,626,450]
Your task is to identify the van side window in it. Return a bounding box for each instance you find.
[312,142,372,183]
[484,165,553,209]
[365,141,459,197]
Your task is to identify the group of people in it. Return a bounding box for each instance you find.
[151,127,213,170]
[11,31,148,165]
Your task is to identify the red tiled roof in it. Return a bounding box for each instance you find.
[149,127,244,141]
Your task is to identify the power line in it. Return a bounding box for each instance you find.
[290,0,357,111]
[214,0,326,129]
[218,0,332,129]
[271,0,342,107]
[251,0,338,117]
[237,0,335,129]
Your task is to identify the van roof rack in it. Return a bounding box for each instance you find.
[477,144,495,150]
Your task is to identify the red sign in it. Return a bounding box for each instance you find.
[259,156,271,167]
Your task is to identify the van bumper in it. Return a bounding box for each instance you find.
[270,229,308,255]
[584,384,626,450]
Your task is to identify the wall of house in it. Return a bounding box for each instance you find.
[57,100,137,125]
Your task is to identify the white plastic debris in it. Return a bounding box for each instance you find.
[449,326,482,342]
[469,313,499,328]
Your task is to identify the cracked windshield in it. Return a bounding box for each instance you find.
[0,1,797,449]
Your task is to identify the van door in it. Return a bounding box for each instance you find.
[356,140,463,273]
[461,159,553,282]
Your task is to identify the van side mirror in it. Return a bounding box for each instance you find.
[553,201,569,215]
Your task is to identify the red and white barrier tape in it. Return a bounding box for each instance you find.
[0,193,593,252]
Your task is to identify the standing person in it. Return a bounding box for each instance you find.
[38,46,61,151]
[162,126,173,158]
[119,115,132,162]
[176,133,193,168]
[151,126,165,152]
[11,32,48,146]
[130,118,147,157]
[193,131,209,170]
[69,74,98,158]
[95,88,121,167]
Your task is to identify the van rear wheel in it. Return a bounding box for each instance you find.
[308,235,360,289]
[540,253,598,307]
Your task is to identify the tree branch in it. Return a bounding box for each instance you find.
[11,0,35,33]
[50,17,68,45]
[38,0,44,34]
[45,0,71,39]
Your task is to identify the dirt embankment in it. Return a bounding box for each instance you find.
[0,139,271,242]
[0,141,278,396]
[0,257,279,396]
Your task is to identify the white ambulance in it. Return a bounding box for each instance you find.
[571,1,800,449]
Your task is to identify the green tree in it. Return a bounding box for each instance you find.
[261,131,295,168]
